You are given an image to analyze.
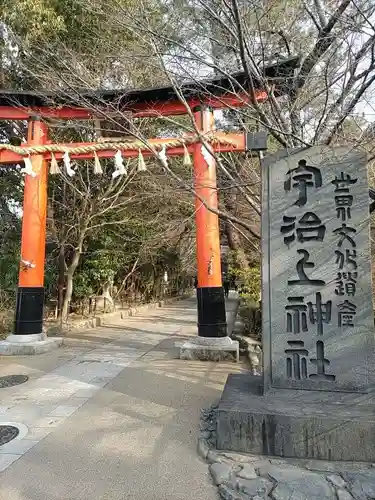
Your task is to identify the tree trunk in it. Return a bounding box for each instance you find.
[224,189,250,270]
[61,271,73,322]
[154,273,162,300]
[61,247,82,322]
[225,222,249,270]
[57,245,66,319]
[101,280,114,312]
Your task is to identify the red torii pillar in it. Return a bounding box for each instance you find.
[193,105,227,337]
[14,116,48,339]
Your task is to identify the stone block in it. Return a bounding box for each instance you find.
[0,454,21,472]
[180,336,239,362]
[48,405,80,417]
[236,477,273,497]
[342,472,375,500]
[236,464,257,480]
[245,131,268,152]
[217,485,243,500]
[197,438,210,459]
[326,474,347,488]
[217,374,375,462]
[209,463,232,485]
[271,479,335,500]
[337,490,354,500]
[0,439,39,455]
[0,335,63,355]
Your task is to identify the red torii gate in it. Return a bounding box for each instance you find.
[0,57,298,345]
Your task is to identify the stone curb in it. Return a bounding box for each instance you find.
[226,296,241,337]
[46,293,193,335]
[197,405,218,462]
[231,317,262,375]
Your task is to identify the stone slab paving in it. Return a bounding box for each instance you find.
[0,296,246,499]
[200,405,375,500]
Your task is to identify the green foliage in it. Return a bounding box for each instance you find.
[0,0,167,91]
[72,232,127,299]
[234,266,262,336]
[227,250,261,336]
[1,0,66,46]
[0,291,14,339]
[238,299,262,337]
[0,200,20,337]
[0,0,196,320]
[44,256,59,300]
[227,250,261,304]
[236,266,261,304]
[0,195,21,293]
[0,251,19,292]
[71,273,95,300]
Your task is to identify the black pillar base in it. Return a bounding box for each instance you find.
[14,287,44,335]
[196,286,227,337]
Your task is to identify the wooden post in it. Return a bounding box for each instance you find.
[193,106,227,337]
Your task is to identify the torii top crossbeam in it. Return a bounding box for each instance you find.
[0,56,299,120]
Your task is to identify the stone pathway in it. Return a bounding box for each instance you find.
[0,296,245,500]
[200,405,375,500]
[2,295,374,500]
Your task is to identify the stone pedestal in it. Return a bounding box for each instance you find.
[0,333,63,355]
[180,293,240,362]
[180,336,239,362]
[217,374,375,462]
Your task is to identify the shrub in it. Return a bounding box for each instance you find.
[227,260,262,337]
[0,290,15,339]
[238,297,262,337]
[230,265,261,304]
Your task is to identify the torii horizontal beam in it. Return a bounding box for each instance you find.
[0,131,256,164]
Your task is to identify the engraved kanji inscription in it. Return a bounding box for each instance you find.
[281,212,326,245]
[309,340,335,381]
[335,249,357,270]
[285,293,331,335]
[335,272,357,296]
[285,296,308,334]
[332,172,357,193]
[267,147,373,392]
[335,194,353,221]
[281,216,297,246]
[288,249,325,286]
[285,340,308,380]
[333,223,356,247]
[337,300,357,327]
[307,292,332,336]
[284,159,322,207]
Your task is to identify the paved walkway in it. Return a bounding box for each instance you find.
[0,296,246,500]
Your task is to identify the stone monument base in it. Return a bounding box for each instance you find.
[180,336,239,362]
[0,333,63,355]
[217,374,375,462]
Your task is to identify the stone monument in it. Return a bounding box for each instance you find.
[216,146,375,461]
